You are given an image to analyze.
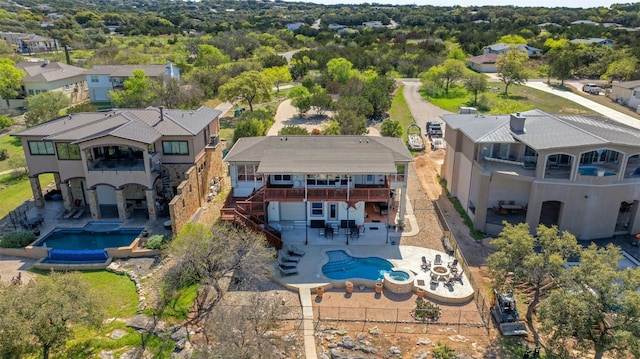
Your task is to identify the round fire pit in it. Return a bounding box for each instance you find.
[430,265,450,280]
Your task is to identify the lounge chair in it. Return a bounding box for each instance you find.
[280,252,301,263]
[421,256,431,271]
[278,256,297,268]
[63,208,78,219]
[434,254,442,266]
[72,207,85,219]
[287,244,305,257]
[279,264,298,276]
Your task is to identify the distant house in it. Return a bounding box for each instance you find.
[362,21,384,28]
[467,53,498,73]
[285,22,304,31]
[472,19,490,24]
[84,62,180,103]
[570,38,614,47]
[0,32,59,53]
[608,80,640,111]
[570,20,599,26]
[537,22,560,28]
[328,23,345,30]
[15,61,88,107]
[482,43,542,58]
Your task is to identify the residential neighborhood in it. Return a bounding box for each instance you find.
[0,1,640,358]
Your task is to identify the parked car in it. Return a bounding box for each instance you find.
[426,121,443,137]
[582,83,602,95]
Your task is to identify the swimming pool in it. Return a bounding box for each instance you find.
[34,222,143,250]
[578,165,617,177]
[322,250,393,280]
[564,250,639,270]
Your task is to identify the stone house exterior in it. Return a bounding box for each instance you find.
[442,110,640,239]
[13,106,223,233]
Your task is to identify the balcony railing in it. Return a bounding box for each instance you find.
[87,159,145,172]
[265,187,390,202]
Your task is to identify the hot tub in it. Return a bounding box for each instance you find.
[383,268,415,294]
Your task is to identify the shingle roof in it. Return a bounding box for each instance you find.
[610,80,640,89]
[13,106,221,144]
[225,136,413,174]
[467,53,498,65]
[84,64,169,77]
[442,110,640,150]
[16,61,86,82]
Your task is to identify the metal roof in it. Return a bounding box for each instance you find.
[225,136,412,174]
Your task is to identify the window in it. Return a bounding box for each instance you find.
[55,143,81,160]
[273,174,292,181]
[162,141,188,155]
[90,75,99,83]
[28,89,34,95]
[311,202,323,216]
[148,143,155,153]
[237,165,257,181]
[28,141,55,155]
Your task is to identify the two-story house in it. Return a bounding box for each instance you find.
[15,60,89,107]
[84,62,180,103]
[13,106,223,232]
[442,110,640,240]
[0,32,59,53]
[221,136,413,248]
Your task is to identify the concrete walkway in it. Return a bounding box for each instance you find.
[525,81,640,129]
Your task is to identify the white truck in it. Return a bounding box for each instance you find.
[582,83,602,95]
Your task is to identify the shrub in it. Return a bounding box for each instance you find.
[146,234,167,250]
[0,115,13,130]
[0,231,37,248]
[0,149,8,160]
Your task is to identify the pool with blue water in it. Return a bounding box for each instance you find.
[321,250,394,280]
[578,165,617,176]
[34,222,143,250]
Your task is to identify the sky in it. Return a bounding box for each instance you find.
[287,0,621,9]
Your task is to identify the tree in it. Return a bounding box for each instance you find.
[420,59,466,94]
[309,91,332,116]
[288,86,311,115]
[463,72,488,105]
[336,96,373,118]
[158,78,204,109]
[326,57,356,84]
[162,223,274,325]
[0,272,102,359]
[363,76,395,118]
[335,110,367,135]
[263,66,292,93]
[279,125,309,135]
[547,48,575,86]
[380,118,403,137]
[0,58,25,108]
[322,120,341,135]
[497,34,528,44]
[193,44,230,68]
[538,244,640,359]
[487,223,579,346]
[24,91,71,127]
[602,57,639,83]
[219,71,272,111]
[109,69,160,108]
[496,48,530,96]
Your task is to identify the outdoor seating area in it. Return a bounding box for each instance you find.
[492,200,527,215]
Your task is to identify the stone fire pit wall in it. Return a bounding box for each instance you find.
[383,268,415,294]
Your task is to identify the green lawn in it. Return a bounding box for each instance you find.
[426,83,596,115]
[0,173,54,219]
[389,85,415,142]
[0,134,25,172]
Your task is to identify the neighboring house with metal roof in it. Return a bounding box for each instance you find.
[12,106,223,233]
[570,38,614,47]
[10,61,89,109]
[0,32,59,53]
[482,43,542,58]
[441,110,640,239]
[84,62,180,103]
[467,53,498,73]
[220,136,413,247]
[607,80,640,111]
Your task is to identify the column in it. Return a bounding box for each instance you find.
[29,176,44,207]
[53,173,62,190]
[88,189,101,220]
[145,189,157,221]
[115,189,127,222]
[60,182,72,211]
[397,187,407,227]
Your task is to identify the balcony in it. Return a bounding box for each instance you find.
[264,187,390,202]
[88,158,145,172]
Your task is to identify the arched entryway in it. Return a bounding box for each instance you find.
[539,200,562,227]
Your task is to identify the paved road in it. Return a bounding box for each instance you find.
[525,81,640,129]
[400,79,452,132]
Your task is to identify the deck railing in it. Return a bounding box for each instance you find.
[265,187,390,202]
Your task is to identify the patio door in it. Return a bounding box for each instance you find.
[328,202,338,221]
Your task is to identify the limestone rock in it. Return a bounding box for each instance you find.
[338,336,356,349]
[108,329,127,339]
[389,346,401,355]
[417,338,432,346]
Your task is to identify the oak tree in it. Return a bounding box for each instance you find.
[496,48,530,96]
[219,71,272,111]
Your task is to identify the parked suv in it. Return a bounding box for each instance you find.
[426,121,443,137]
[582,83,602,95]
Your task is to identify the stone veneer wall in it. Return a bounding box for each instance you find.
[169,145,224,234]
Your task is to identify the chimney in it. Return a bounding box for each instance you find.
[159,106,164,121]
[510,113,526,134]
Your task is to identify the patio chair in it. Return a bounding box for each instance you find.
[286,244,305,257]
[279,264,298,276]
[421,256,431,271]
[444,275,454,286]
[448,258,458,269]
[280,252,301,263]
[430,273,439,286]
[453,269,464,283]
[434,254,442,266]
[278,257,297,268]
